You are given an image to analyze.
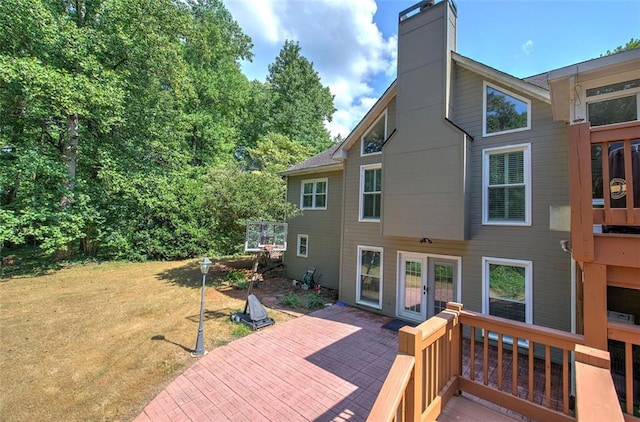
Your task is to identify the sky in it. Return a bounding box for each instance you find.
[224,0,640,138]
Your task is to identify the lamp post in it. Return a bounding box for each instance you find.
[192,257,211,357]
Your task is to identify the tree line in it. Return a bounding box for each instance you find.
[0,0,336,260]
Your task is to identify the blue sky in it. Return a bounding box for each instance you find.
[225,0,640,137]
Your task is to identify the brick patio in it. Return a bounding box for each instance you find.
[135,305,568,421]
[134,305,399,422]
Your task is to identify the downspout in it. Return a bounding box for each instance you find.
[338,158,347,303]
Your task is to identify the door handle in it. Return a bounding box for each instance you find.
[423,285,427,294]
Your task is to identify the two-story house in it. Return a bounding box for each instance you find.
[282,0,639,341]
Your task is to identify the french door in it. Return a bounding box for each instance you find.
[397,253,459,322]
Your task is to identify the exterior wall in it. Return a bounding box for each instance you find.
[340,64,573,333]
[454,66,572,331]
[284,170,343,290]
[383,0,468,240]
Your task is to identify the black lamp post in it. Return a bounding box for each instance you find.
[192,257,211,357]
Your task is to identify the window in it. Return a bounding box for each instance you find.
[297,234,308,258]
[361,110,387,155]
[359,164,382,221]
[483,144,531,225]
[300,178,327,210]
[586,78,640,126]
[483,82,531,137]
[482,257,532,325]
[357,246,383,309]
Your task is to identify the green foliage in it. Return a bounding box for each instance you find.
[485,89,527,134]
[231,321,253,337]
[247,133,312,173]
[224,271,248,289]
[266,40,336,153]
[0,0,330,262]
[488,264,525,301]
[603,38,640,56]
[205,164,299,255]
[281,292,325,309]
[281,293,303,308]
[305,293,325,309]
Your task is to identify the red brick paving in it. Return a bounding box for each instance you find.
[135,305,398,422]
[136,305,567,421]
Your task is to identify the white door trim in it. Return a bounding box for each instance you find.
[396,251,462,322]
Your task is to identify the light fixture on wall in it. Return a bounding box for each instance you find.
[560,240,572,254]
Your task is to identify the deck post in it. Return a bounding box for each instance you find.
[446,302,463,394]
[574,344,624,422]
[568,122,594,263]
[582,262,608,350]
[399,326,422,421]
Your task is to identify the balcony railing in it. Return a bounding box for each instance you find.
[368,303,627,422]
[608,321,640,417]
[569,121,640,267]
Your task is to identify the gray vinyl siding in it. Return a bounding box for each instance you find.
[455,65,572,330]
[339,64,573,333]
[383,0,467,241]
[284,170,342,290]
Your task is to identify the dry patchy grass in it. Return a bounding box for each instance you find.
[0,258,298,421]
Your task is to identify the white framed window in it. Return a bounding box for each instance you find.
[482,144,531,226]
[357,245,383,309]
[482,257,532,324]
[359,164,382,222]
[300,178,328,210]
[482,257,533,347]
[585,78,639,126]
[361,109,387,156]
[297,234,308,258]
[482,82,531,137]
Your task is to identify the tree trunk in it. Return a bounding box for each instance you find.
[63,113,79,195]
[55,113,79,260]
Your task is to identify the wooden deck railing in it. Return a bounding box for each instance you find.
[369,303,627,422]
[575,344,624,422]
[458,308,583,421]
[367,354,415,422]
[608,321,640,420]
[569,121,640,267]
[368,303,461,422]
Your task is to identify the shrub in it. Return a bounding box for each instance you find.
[224,271,248,289]
[281,293,302,308]
[305,293,325,309]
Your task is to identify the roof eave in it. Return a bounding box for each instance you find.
[280,163,343,177]
[452,52,550,104]
[332,81,398,159]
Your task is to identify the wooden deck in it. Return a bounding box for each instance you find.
[134,305,523,421]
[438,396,519,422]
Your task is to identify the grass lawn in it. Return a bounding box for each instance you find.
[0,258,299,421]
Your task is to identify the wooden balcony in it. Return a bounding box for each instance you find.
[569,121,640,271]
[369,303,638,422]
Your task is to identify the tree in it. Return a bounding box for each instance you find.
[205,164,298,254]
[0,0,126,256]
[0,0,255,260]
[266,40,336,153]
[485,91,527,134]
[246,133,311,173]
[603,38,640,56]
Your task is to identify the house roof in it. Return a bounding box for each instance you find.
[523,72,549,90]
[547,48,640,122]
[284,49,578,175]
[331,81,398,160]
[280,143,342,176]
[451,52,551,103]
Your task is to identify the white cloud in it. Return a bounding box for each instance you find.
[521,40,534,55]
[225,0,398,139]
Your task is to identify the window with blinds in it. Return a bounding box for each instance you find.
[483,144,531,225]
